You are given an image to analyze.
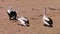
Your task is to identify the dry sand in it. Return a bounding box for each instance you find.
[0,0,60,34]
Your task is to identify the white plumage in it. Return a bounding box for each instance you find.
[43,7,53,27]
[43,15,50,25]
[7,6,16,14]
[17,16,29,26]
[7,6,12,14]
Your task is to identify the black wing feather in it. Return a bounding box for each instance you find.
[45,17,53,25]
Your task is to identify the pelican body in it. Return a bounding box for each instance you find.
[7,6,17,20]
[17,16,29,26]
[43,7,53,27]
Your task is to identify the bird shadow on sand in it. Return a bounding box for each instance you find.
[18,24,30,27]
[44,24,53,28]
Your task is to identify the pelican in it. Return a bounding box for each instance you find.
[17,16,29,26]
[7,6,17,20]
[43,7,53,27]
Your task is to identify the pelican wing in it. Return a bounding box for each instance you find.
[44,17,53,24]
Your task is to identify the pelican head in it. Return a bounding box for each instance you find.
[8,6,12,10]
[43,7,47,16]
[43,7,46,11]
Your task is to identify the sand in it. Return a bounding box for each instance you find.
[0,0,60,34]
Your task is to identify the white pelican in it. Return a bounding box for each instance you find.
[43,7,53,27]
[17,16,29,26]
[7,6,17,20]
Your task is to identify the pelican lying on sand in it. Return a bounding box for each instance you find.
[17,16,29,26]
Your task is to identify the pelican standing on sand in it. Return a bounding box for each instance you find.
[17,16,29,26]
[7,6,17,20]
[43,7,53,27]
